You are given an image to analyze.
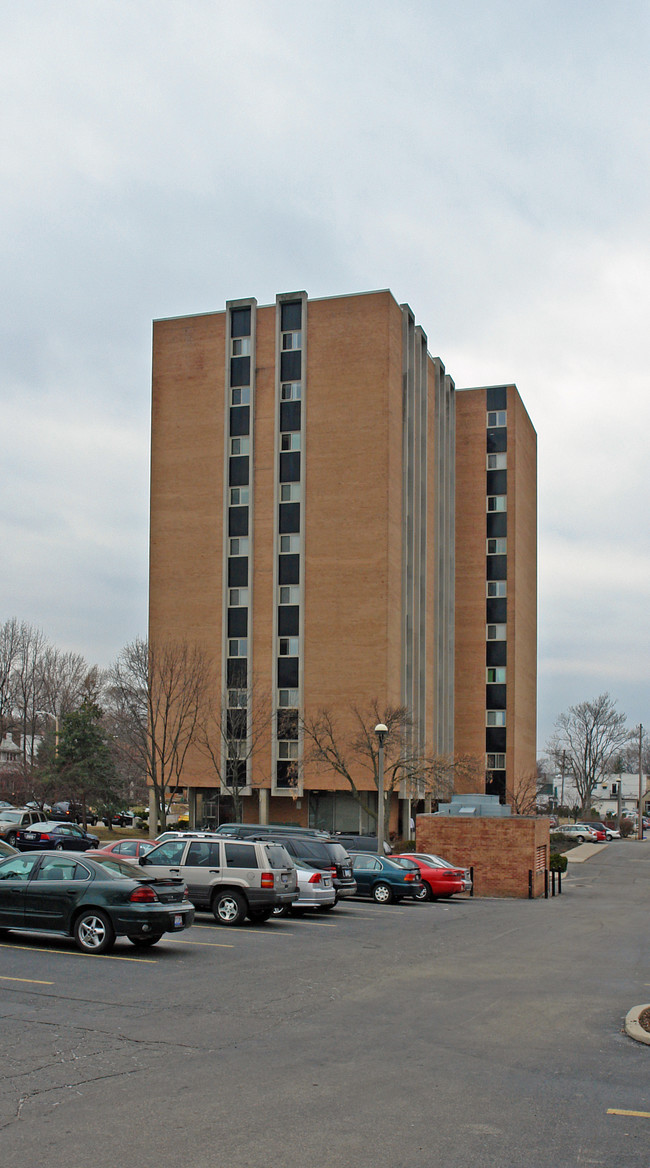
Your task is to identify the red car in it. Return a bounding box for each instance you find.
[93,839,156,863]
[396,852,472,901]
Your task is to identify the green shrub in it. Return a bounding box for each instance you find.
[549,852,568,872]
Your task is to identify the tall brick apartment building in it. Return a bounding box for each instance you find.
[149,289,536,831]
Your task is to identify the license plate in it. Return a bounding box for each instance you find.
[24,832,36,840]
[343,868,351,877]
[281,874,288,884]
[173,914,184,929]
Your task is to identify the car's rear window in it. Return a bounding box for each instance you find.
[324,843,351,863]
[264,844,293,869]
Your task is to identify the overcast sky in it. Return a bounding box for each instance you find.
[2,1,648,750]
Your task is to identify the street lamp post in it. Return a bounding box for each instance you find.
[374,723,388,856]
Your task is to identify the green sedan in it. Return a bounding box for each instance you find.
[0,850,194,953]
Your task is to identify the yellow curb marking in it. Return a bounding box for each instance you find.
[0,975,54,985]
[163,938,234,948]
[607,1110,650,1118]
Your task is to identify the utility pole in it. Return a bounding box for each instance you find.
[638,724,644,841]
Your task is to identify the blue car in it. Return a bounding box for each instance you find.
[348,852,423,903]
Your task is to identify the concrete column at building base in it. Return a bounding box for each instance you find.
[258,788,269,824]
[148,789,157,839]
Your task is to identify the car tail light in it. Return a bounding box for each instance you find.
[261,872,274,888]
[308,872,322,884]
[183,886,190,900]
[330,866,337,876]
[129,885,158,903]
[403,873,417,882]
[38,833,53,842]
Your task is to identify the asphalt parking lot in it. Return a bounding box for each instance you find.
[1,843,649,1168]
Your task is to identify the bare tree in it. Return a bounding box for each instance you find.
[507,769,540,815]
[0,618,21,741]
[12,622,49,770]
[301,700,478,840]
[107,637,209,834]
[197,677,273,823]
[546,693,632,815]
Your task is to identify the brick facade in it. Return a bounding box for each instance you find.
[416,814,550,898]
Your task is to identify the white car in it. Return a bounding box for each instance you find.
[561,824,599,843]
[273,862,336,917]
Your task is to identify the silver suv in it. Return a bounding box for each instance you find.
[0,808,47,846]
[139,836,297,925]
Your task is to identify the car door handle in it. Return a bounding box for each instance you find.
[169,868,180,874]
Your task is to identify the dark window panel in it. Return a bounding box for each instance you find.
[227,709,247,739]
[231,307,251,338]
[277,709,299,739]
[487,469,507,495]
[227,659,247,687]
[485,684,507,710]
[486,598,507,624]
[486,640,507,667]
[279,452,301,482]
[229,456,249,487]
[281,301,302,331]
[279,502,300,534]
[485,727,507,752]
[486,386,508,411]
[229,406,250,437]
[280,400,301,432]
[487,428,507,453]
[486,554,507,580]
[486,513,507,538]
[230,355,251,387]
[485,770,506,803]
[228,506,249,537]
[227,607,248,638]
[279,554,300,585]
[278,605,299,636]
[278,657,299,688]
[226,759,247,787]
[280,350,301,381]
[276,760,297,789]
[227,557,248,587]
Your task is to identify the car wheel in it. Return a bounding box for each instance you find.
[272,904,289,917]
[414,882,433,901]
[248,908,273,923]
[7,831,17,846]
[576,835,585,843]
[128,934,163,947]
[55,842,64,851]
[212,889,246,925]
[74,909,115,954]
[372,882,394,904]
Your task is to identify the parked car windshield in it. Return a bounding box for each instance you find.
[0,811,24,823]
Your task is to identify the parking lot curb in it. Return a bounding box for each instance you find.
[624,1005,650,1045]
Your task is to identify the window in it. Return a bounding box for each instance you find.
[487,452,507,470]
[229,537,249,556]
[228,638,248,657]
[486,624,507,640]
[280,482,301,502]
[279,585,300,605]
[487,410,507,427]
[278,689,300,707]
[281,432,301,452]
[487,667,506,684]
[231,386,250,406]
[486,710,506,726]
[231,337,250,357]
[224,843,258,869]
[231,436,250,456]
[229,587,249,607]
[279,637,300,656]
[282,331,302,351]
[487,581,507,598]
[230,486,249,506]
[228,689,248,708]
[281,382,301,401]
[278,740,299,760]
[487,496,507,512]
[487,753,506,769]
[280,534,300,554]
[487,538,507,554]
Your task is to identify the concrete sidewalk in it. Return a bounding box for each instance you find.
[564,841,608,863]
